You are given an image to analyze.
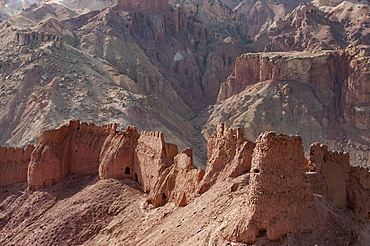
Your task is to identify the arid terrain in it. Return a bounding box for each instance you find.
[0,0,369,245]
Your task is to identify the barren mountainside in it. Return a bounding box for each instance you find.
[0,0,369,245]
[0,0,368,166]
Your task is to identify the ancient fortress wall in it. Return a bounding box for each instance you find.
[1,121,369,235]
[0,145,34,187]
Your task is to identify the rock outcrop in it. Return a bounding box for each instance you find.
[342,46,370,130]
[0,145,34,187]
[218,51,350,102]
[211,49,369,167]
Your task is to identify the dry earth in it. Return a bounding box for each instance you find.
[0,0,369,245]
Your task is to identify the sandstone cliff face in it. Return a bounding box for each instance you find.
[218,51,350,101]
[211,50,369,167]
[342,46,370,130]
[0,145,34,187]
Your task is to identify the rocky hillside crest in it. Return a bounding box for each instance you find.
[1,121,370,245]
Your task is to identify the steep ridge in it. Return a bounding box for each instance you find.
[0,0,255,166]
[237,1,370,52]
[202,48,370,167]
[66,0,248,110]
[0,0,368,168]
[0,23,204,164]
[0,0,117,20]
[0,122,370,245]
[0,0,368,243]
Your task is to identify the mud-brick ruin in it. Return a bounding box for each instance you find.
[1,120,369,244]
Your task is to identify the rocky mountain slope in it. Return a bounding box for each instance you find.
[0,0,116,21]
[201,48,370,166]
[0,0,369,244]
[0,0,368,167]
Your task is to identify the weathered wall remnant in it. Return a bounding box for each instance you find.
[198,123,255,194]
[0,145,34,187]
[147,148,205,207]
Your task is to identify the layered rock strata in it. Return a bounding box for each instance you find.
[217,51,350,102]
[213,49,369,167]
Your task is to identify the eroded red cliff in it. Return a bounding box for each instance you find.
[218,51,350,101]
[214,48,369,167]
